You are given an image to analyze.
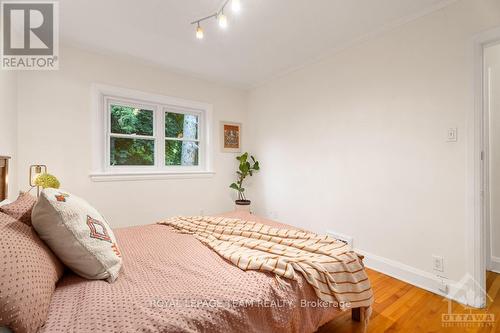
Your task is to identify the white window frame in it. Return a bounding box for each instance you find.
[90,84,214,181]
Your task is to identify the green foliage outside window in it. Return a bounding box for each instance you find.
[110,105,153,136]
[165,112,198,139]
[110,137,154,166]
[109,105,199,166]
[110,105,155,166]
[165,112,199,166]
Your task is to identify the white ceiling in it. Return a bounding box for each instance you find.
[59,0,454,88]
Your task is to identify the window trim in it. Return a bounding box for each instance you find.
[91,84,214,181]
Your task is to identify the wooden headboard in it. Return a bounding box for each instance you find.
[0,156,10,201]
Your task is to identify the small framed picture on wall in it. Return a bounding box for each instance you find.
[221,121,241,153]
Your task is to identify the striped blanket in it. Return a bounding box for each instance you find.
[159,216,373,312]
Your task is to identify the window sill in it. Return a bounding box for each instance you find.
[89,170,215,182]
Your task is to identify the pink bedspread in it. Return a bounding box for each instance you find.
[41,212,344,333]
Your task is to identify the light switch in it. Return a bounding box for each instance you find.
[447,128,457,142]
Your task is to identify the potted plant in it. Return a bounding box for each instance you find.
[230,152,260,206]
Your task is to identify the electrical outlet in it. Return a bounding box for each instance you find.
[326,230,353,248]
[432,255,444,272]
[437,277,448,294]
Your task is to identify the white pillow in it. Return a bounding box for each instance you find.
[31,188,122,282]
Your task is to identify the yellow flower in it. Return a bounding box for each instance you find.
[34,173,60,189]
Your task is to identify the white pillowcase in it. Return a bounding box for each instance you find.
[31,188,122,282]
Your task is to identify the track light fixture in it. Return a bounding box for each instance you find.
[191,0,241,39]
[196,22,204,39]
[218,11,228,28]
[231,0,241,13]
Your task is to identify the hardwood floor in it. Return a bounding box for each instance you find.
[318,269,500,333]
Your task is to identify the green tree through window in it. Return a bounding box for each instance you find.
[110,105,154,166]
[165,112,199,166]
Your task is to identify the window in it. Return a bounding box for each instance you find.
[91,85,213,181]
[164,111,199,166]
[109,103,155,166]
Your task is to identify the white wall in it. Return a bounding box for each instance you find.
[11,0,500,296]
[17,46,248,228]
[0,71,17,201]
[247,0,500,283]
[486,43,500,264]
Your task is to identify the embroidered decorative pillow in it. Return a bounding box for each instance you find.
[0,192,37,226]
[0,212,64,333]
[31,189,122,282]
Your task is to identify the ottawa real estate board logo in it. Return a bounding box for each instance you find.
[1,1,59,70]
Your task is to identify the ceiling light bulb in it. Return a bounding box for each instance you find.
[218,13,228,28]
[196,25,204,39]
[231,0,241,13]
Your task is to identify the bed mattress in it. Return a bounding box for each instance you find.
[41,212,344,333]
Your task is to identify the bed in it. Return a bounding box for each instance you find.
[40,211,369,332]
[0,159,370,333]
